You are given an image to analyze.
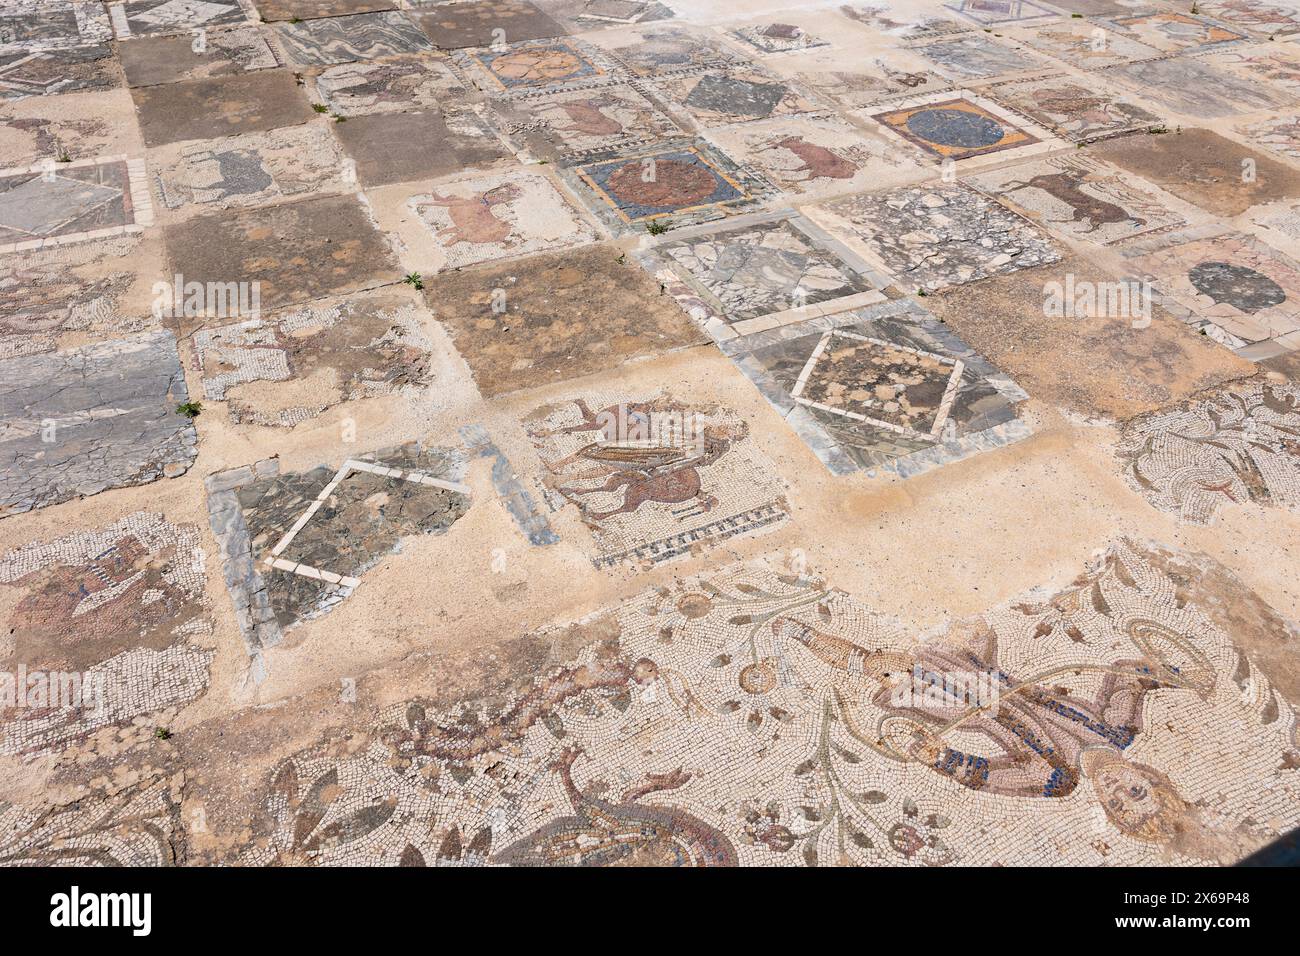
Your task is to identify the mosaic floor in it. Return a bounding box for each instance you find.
[2,0,1300,870]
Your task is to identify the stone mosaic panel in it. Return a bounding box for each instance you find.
[0,157,152,254]
[0,45,119,100]
[152,124,348,219]
[0,331,197,516]
[313,58,470,116]
[944,0,1059,26]
[793,61,953,110]
[1118,378,1300,524]
[729,23,828,54]
[543,0,674,31]
[164,193,402,312]
[0,513,213,756]
[1239,114,1300,162]
[491,83,683,161]
[1124,229,1300,352]
[650,67,820,128]
[867,91,1043,161]
[823,182,1061,292]
[408,169,596,272]
[912,33,1048,81]
[0,1,112,52]
[207,445,470,648]
[720,300,1030,477]
[456,37,617,95]
[601,25,742,79]
[192,292,434,426]
[1019,20,1160,70]
[275,11,434,67]
[423,245,704,397]
[254,0,395,20]
[565,139,771,234]
[639,213,890,340]
[238,545,1300,865]
[720,113,926,201]
[839,3,973,39]
[984,75,1161,143]
[966,154,1185,246]
[333,108,510,187]
[108,0,252,39]
[413,0,567,50]
[118,25,280,87]
[526,394,789,568]
[1208,44,1300,94]
[132,69,316,147]
[1109,57,1289,118]
[1104,11,1248,52]
[1188,0,1300,36]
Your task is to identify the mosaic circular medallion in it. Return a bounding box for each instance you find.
[905,107,1004,148]
[1187,261,1287,313]
[604,158,719,208]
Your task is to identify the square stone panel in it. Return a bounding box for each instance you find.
[456,37,615,95]
[525,391,787,568]
[398,168,596,272]
[913,34,1049,81]
[0,45,119,100]
[1093,128,1300,217]
[0,1,112,53]
[565,139,771,233]
[717,300,1030,476]
[424,244,705,397]
[920,254,1254,420]
[1036,0,1131,12]
[1170,0,1300,36]
[823,182,1061,292]
[254,0,395,21]
[966,154,1186,246]
[1108,57,1289,118]
[118,26,280,87]
[598,25,741,78]
[869,94,1037,161]
[332,109,511,187]
[0,157,152,252]
[1124,228,1300,353]
[414,0,567,50]
[275,11,434,67]
[151,123,349,220]
[728,23,829,54]
[0,331,197,516]
[165,193,402,313]
[1239,115,1300,162]
[944,0,1059,26]
[1209,44,1300,96]
[640,213,890,339]
[1018,21,1160,70]
[792,59,954,111]
[541,0,675,32]
[984,76,1160,143]
[132,70,315,147]
[491,82,684,161]
[0,89,144,166]
[651,67,820,127]
[1104,11,1248,52]
[313,58,470,116]
[193,290,434,426]
[108,0,252,39]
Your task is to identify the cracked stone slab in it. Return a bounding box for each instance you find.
[649,66,822,128]
[966,154,1187,247]
[1100,11,1249,53]
[454,37,621,96]
[191,290,437,426]
[151,123,350,221]
[164,193,402,314]
[0,1,111,53]
[717,298,1030,477]
[489,82,684,161]
[0,330,198,516]
[0,512,213,756]
[0,155,153,254]
[0,89,143,167]
[274,11,434,67]
[637,212,891,340]
[728,23,829,54]
[1015,19,1161,70]
[1108,56,1291,118]
[540,0,675,33]
[331,108,512,188]
[0,44,119,100]
[596,24,743,79]
[525,392,788,568]
[911,33,1051,82]
[413,0,567,50]
[422,244,704,397]
[118,25,281,87]
[107,0,253,39]
[1092,128,1300,218]
[1118,378,1300,524]
[132,69,316,147]
[821,181,1061,292]
[983,75,1161,143]
[312,57,471,116]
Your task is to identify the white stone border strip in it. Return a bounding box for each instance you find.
[263,458,471,589]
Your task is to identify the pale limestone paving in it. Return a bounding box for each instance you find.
[0,331,197,517]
